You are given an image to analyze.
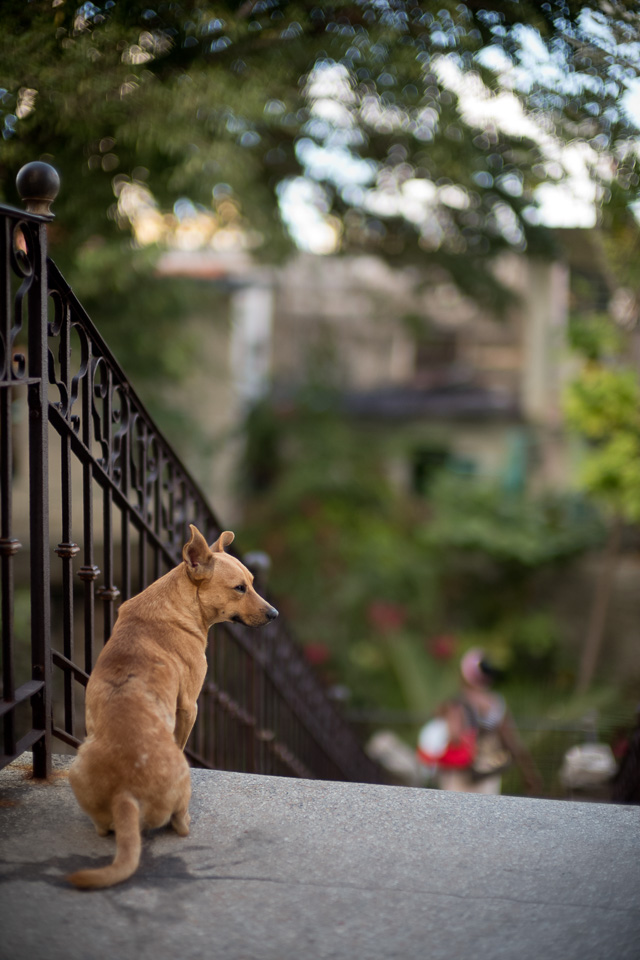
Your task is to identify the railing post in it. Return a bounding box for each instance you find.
[17,161,59,778]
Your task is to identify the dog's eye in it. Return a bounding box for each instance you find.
[234,584,247,593]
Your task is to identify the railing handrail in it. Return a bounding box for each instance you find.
[0,200,52,224]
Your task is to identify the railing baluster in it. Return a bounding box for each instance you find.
[78,346,99,676]
[0,384,17,761]
[26,216,52,779]
[97,367,118,638]
[138,422,148,589]
[120,395,131,602]
[54,294,79,740]
[153,440,162,581]
[0,216,20,764]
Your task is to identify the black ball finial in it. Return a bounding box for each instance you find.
[16,161,60,216]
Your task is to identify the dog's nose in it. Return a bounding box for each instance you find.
[266,606,279,621]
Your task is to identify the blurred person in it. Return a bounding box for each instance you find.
[423,649,542,796]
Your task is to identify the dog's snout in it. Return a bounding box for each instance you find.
[266,606,279,621]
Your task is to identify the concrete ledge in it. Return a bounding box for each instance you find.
[1,755,639,960]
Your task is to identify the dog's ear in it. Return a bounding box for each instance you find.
[183,525,214,580]
[212,530,235,553]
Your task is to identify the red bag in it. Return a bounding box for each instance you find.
[417,716,477,769]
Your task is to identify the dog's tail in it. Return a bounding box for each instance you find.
[68,792,141,890]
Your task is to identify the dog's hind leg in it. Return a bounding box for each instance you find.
[170,776,191,836]
[170,807,191,836]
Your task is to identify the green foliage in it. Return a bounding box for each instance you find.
[72,244,197,374]
[512,612,560,663]
[564,344,640,522]
[240,400,601,712]
[425,473,604,568]
[421,474,602,692]
[580,431,640,522]
[458,612,562,679]
[567,313,624,362]
[241,399,283,495]
[564,365,640,438]
[240,397,441,709]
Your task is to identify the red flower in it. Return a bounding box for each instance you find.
[304,643,331,666]
[367,602,406,633]
[428,634,458,660]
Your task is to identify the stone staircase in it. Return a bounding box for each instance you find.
[1,755,639,960]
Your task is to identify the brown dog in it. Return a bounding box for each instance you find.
[67,525,278,889]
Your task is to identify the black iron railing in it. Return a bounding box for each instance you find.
[0,162,382,785]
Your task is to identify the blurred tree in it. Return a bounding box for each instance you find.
[564,310,640,694]
[1,0,638,307]
[426,472,604,570]
[561,192,640,695]
[423,472,604,673]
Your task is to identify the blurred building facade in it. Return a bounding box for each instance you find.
[270,250,570,496]
[158,241,574,514]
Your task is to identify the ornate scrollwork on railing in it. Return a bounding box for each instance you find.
[45,265,217,567]
[3,221,37,386]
